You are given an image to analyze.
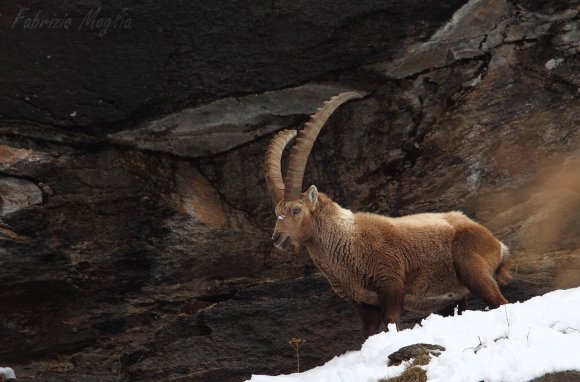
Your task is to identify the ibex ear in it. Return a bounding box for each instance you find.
[306,185,318,205]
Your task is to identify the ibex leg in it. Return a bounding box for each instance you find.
[353,303,382,338]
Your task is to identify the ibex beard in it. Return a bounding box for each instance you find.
[264,92,511,338]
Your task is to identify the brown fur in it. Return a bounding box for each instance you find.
[265,92,510,337]
[273,191,510,337]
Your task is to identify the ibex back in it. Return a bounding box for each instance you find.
[264,92,511,338]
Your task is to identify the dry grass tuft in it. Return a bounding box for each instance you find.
[379,366,427,382]
[411,351,431,367]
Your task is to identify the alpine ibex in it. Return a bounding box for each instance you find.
[264,92,511,337]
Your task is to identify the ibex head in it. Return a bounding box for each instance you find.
[264,92,362,251]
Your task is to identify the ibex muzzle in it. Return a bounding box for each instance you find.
[271,188,319,253]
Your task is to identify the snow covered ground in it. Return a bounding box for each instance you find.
[248,287,580,382]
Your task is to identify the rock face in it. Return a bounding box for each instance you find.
[124,276,362,382]
[0,0,579,381]
[0,0,464,130]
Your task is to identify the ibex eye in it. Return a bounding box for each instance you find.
[292,208,302,216]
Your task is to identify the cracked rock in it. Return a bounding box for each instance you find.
[367,0,508,79]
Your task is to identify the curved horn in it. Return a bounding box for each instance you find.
[264,129,297,206]
[284,92,363,201]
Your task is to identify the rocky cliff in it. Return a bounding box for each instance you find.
[0,0,579,381]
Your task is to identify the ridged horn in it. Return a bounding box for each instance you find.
[284,92,363,201]
[264,129,297,206]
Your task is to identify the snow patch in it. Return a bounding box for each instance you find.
[545,58,564,70]
[248,287,580,382]
[0,367,16,380]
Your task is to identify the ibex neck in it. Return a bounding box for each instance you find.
[304,199,355,263]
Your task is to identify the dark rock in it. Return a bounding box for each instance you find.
[0,0,465,131]
[180,299,215,315]
[529,371,580,382]
[0,143,316,380]
[387,344,446,366]
[122,276,363,382]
